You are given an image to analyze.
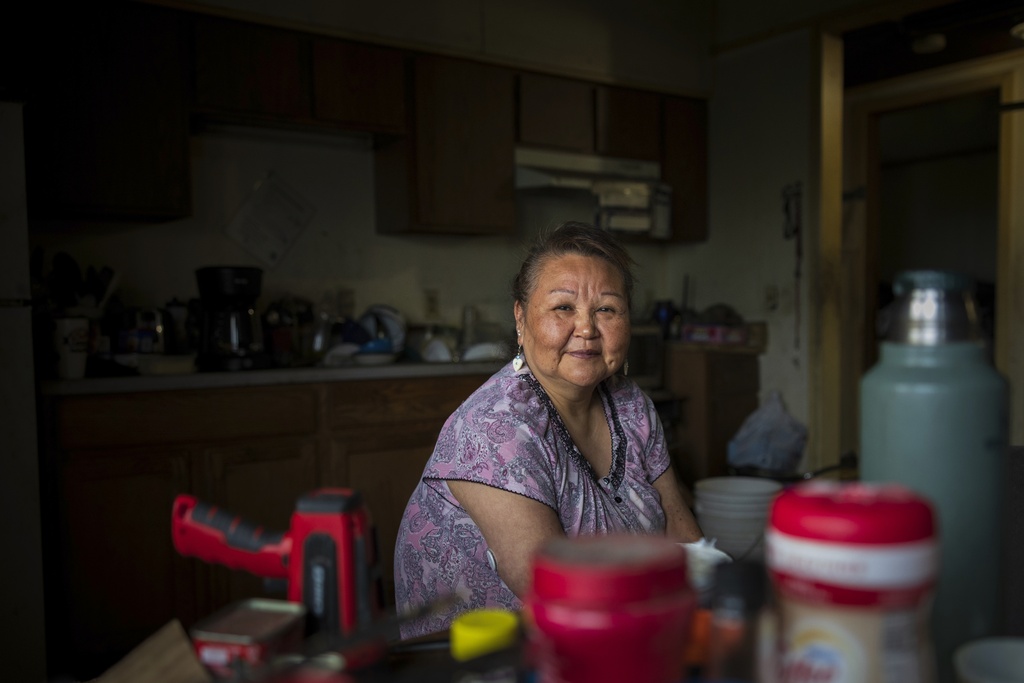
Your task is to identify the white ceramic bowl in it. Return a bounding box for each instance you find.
[696,476,784,499]
[695,498,773,518]
[697,522,766,544]
[955,637,1024,683]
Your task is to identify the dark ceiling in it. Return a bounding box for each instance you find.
[844,0,1024,88]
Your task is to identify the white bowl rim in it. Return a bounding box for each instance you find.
[954,637,1024,681]
[696,476,784,495]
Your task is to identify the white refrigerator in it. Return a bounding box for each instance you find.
[0,101,48,680]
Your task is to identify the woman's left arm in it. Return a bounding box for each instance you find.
[652,465,703,542]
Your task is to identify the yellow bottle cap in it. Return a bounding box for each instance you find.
[449,608,520,662]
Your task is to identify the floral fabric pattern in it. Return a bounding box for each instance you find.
[393,362,670,638]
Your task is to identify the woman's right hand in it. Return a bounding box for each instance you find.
[446,479,565,598]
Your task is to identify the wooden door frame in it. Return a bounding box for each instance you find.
[838,49,1024,450]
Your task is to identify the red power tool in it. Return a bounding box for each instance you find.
[171,488,384,636]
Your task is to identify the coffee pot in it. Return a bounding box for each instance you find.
[195,266,270,372]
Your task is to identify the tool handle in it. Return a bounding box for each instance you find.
[172,494,290,579]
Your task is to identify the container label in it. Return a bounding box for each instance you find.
[766,530,937,589]
[776,603,932,683]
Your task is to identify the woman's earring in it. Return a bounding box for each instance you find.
[623,361,629,377]
[512,345,524,371]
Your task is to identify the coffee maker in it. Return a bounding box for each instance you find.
[195,266,270,372]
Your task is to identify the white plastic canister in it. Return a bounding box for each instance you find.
[765,482,938,683]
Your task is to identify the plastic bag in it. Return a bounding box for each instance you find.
[727,390,807,473]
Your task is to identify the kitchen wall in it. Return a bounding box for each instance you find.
[30,124,674,338]
[677,30,815,424]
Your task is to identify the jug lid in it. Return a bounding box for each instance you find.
[884,269,980,345]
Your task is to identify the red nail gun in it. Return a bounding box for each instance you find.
[171,488,384,636]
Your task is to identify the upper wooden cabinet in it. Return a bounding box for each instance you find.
[517,76,664,163]
[312,39,407,134]
[375,54,516,235]
[662,96,709,243]
[595,86,662,162]
[23,2,190,221]
[517,72,595,153]
[192,18,408,136]
[192,16,312,123]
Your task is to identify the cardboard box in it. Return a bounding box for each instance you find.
[680,324,747,346]
[679,322,767,353]
[90,620,213,683]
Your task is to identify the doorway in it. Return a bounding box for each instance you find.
[840,52,1024,450]
[871,89,1000,361]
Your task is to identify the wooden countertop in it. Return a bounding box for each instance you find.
[38,360,506,396]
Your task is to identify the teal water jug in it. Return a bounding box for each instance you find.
[860,270,1008,683]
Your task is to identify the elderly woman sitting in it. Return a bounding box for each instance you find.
[394,221,702,637]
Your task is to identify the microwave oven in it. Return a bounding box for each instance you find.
[626,324,665,391]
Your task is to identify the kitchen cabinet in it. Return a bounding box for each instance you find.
[517,75,663,163]
[515,71,707,243]
[312,39,407,134]
[517,72,595,153]
[595,85,662,162]
[663,344,760,489]
[193,18,408,135]
[662,96,709,243]
[325,375,486,603]
[40,384,322,679]
[39,373,486,680]
[375,54,516,234]
[23,1,190,220]
[192,15,312,124]
[46,446,198,680]
[193,438,322,610]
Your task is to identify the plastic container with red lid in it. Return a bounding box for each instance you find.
[766,481,939,682]
[525,534,695,683]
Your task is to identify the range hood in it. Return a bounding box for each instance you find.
[515,147,672,239]
[514,147,661,191]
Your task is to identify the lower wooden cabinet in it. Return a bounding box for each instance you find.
[39,373,487,680]
[663,345,760,489]
[194,438,322,611]
[49,446,197,680]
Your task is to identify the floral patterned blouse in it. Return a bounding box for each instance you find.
[393,362,671,638]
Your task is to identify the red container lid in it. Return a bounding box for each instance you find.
[531,535,689,606]
[769,481,935,544]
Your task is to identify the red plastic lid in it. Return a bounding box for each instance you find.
[769,481,935,544]
[531,534,689,606]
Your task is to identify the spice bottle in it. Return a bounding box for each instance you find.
[705,560,769,683]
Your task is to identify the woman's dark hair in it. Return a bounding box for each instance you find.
[512,221,636,310]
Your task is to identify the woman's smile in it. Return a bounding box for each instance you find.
[514,253,631,395]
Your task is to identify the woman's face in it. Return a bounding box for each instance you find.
[514,253,631,394]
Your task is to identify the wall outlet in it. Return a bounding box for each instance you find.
[424,288,440,320]
[764,284,779,312]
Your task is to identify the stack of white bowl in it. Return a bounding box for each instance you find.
[694,476,783,560]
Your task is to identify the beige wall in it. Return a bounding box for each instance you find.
[680,29,816,427]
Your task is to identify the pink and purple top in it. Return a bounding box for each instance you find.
[393,362,671,638]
